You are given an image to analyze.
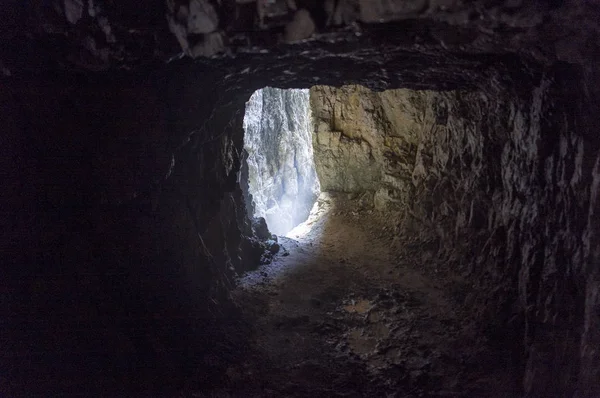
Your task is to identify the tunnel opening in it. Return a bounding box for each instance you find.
[242,87,321,236]
[236,78,587,396]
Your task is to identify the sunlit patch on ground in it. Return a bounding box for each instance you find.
[228,196,521,396]
[285,192,332,240]
[237,194,331,288]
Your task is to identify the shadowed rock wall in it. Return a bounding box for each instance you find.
[309,68,600,396]
[0,70,264,395]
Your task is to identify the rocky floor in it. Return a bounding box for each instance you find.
[197,194,522,397]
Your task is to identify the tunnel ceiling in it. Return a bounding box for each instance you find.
[2,1,598,91]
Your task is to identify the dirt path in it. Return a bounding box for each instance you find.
[208,194,519,397]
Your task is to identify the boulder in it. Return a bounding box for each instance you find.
[284,9,315,42]
[252,217,271,240]
[64,0,84,24]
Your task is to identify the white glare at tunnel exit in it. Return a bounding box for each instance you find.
[243,87,320,236]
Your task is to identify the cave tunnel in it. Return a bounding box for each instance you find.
[1,1,600,397]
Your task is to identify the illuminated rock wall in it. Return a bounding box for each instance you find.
[243,87,320,235]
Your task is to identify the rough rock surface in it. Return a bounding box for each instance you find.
[1,0,599,396]
[2,0,599,72]
[310,78,600,396]
[284,9,316,43]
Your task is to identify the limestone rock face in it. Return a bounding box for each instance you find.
[314,127,379,192]
[310,85,467,211]
[310,86,382,194]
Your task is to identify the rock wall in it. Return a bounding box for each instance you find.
[0,71,263,395]
[243,87,320,235]
[310,85,501,212]
[310,85,384,195]
[309,74,600,396]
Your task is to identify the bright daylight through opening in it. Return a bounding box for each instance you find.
[243,87,320,236]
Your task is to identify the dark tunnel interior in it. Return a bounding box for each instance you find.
[1,1,600,397]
